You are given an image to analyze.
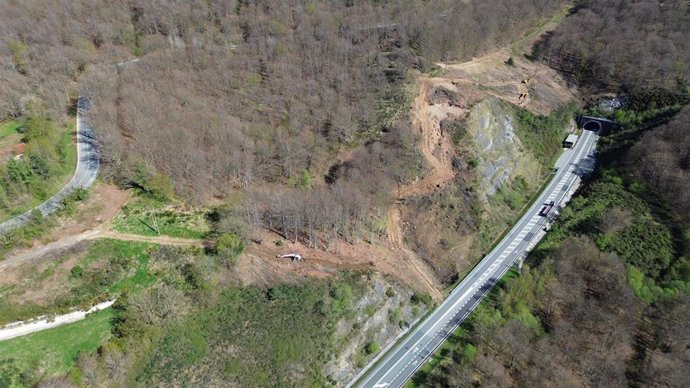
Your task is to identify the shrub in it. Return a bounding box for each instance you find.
[462,343,477,363]
[389,307,402,323]
[385,287,395,298]
[70,266,85,279]
[216,233,244,267]
[363,304,377,317]
[411,292,432,306]
[365,341,380,355]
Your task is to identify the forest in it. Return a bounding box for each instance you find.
[534,0,689,93]
[0,0,568,250]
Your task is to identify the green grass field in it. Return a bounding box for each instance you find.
[73,239,157,296]
[0,121,22,139]
[111,196,209,239]
[0,308,114,386]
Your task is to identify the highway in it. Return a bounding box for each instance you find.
[353,128,598,388]
[0,96,99,234]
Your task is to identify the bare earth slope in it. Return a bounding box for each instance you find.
[381,42,577,285]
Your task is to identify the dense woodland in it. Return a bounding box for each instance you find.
[421,0,690,386]
[0,0,568,247]
[628,108,690,224]
[535,0,689,93]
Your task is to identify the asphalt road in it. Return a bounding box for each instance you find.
[353,129,598,388]
[0,96,100,234]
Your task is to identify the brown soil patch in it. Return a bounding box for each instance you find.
[0,230,102,272]
[2,183,131,260]
[434,46,577,116]
[240,228,443,299]
[400,78,459,199]
[384,207,443,299]
[0,133,22,161]
[52,183,131,238]
[1,229,203,273]
[234,252,335,288]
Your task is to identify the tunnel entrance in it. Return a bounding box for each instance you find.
[583,120,602,132]
[576,115,620,135]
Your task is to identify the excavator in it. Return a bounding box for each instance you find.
[276,253,302,262]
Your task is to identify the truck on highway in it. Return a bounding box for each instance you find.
[539,201,555,217]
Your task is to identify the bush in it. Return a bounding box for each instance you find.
[385,287,395,298]
[389,307,402,324]
[462,343,477,363]
[330,283,353,315]
[215,232,244,267]
[365,341,380,355]
[411,292,433,306]
[70,266,85,279]
[287,170,314,190]
[131,162,175,201]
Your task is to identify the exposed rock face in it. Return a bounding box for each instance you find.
[466,97,541,199]
[324,273,422,386]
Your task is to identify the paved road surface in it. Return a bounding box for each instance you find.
[0,97,99,234]
[353,129,598,388]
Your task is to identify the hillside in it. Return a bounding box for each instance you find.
[2,0,687,387]
[0,1,582,386]
[416,0,690,386]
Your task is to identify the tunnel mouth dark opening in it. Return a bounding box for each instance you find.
[583,121,602,132]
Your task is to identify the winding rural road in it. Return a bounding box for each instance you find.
[352,129,598,388]
[0,97,99,234]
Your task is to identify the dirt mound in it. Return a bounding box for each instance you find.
[434,47,577,115]
[427,84,461,106]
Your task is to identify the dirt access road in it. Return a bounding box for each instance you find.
[0,229,203,271]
